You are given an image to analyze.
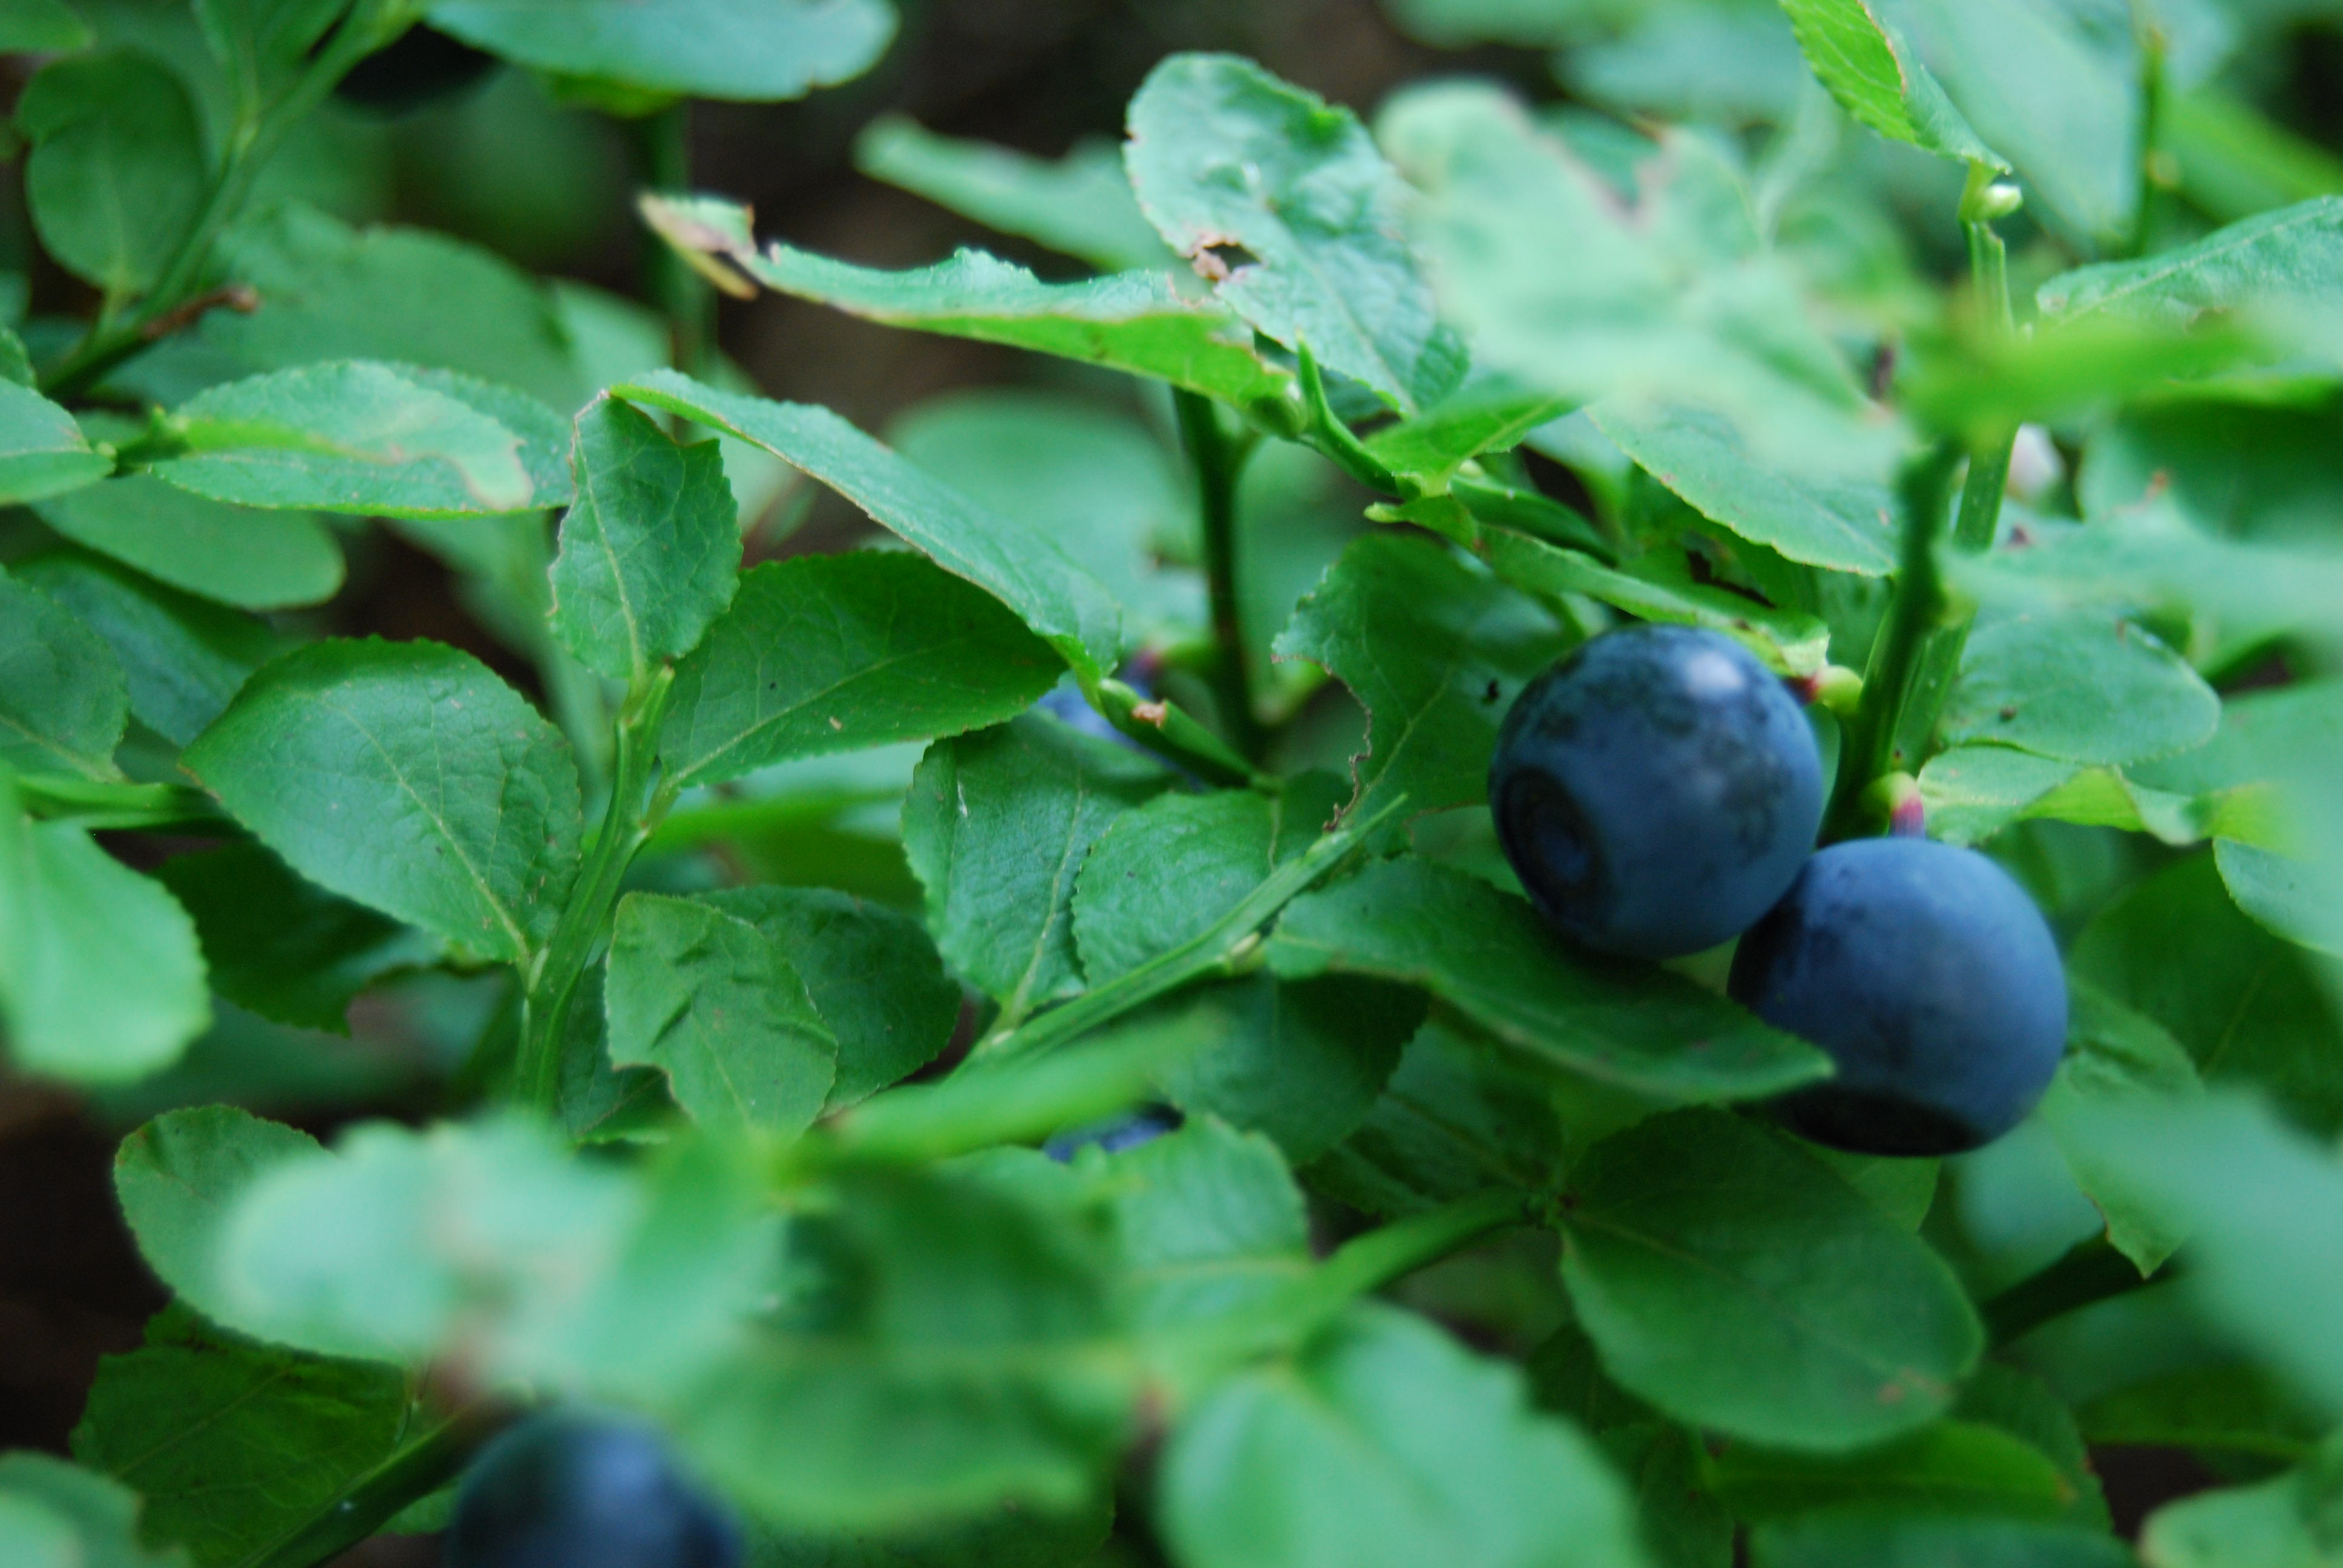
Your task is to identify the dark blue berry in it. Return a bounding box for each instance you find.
[447,1413,740,1568]
[1490,624,1823,959]
[1728,836,2069,1157]
[1043,1105,1182,1162]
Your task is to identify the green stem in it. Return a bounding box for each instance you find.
[1982,1236,2161,1345]
[1824,442,1961,841]
[969,795,1403,1067]
[514,665,674,1114]
[39,0,406,401]
[231,1405,500,1568]
[1888,171,2022,780]
[1170,1190,1525,1383]
[16,776,231,832]
[1173,387,1264,762]
[634,102,713,376]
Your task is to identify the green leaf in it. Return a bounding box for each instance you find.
[1949,506,2343,656]
[1559,1108,1984,1451]
[205,203,589,411]
[427,0,896,101]
[2132,681,2343,955]
[658,552,1061,792]
[1100,1116,1309,1331]
[1160,1302,1648,1568]
[1274,532,1568,825]
[2037,979,2204,1275]
[2141,1469,2343,1568]
[1073,778,1341,985]
[889,388,1202,642]
[2071,855,2343,1134]
[114,1105,325,1336]
[1915,746,2250,851]
[615,370,1124,683]
[0,0,92,52]
[1776,0,2004,166]
[193,0,343,108]
[33,476,344,610]
[1125,53,1466,413]
[220,1117,776,1388]
[185,639,584,966]
[904,716,1173,1012]
[1888,0,2138,247]
[605,893,837,1138]
[1363,377,1570,497]
[2056,1093,2343,1419]
[554,965,675,1145]
[1149,975,1421,1163]
[155,843,438,1034]
[1957,1362,2108,1529]
[0,563,126,779]
[0,805,209,1083]
[550,396,739,682]
[853,115,1169,273]
[16,50,206,297]
[0,1455,187,1568]
[2079,400,2343,549]
[673,1158,1127,1530]
[637,206,1292,420]
[1267,858,1828,1103]
[2079,1363,2325,1461]
[1303,1019,1568,1219]
[1939,611,2220,767]
[1752,1512,2134,1568]
[2039,197,2343,341]
[1381,84,1888,475]
[0,381,113,505]
[1710,1420,2077,1522]
[15,550,276,747]
[158,362,562,518]
[702,885,959,1108]
[71,1306,413,1568]
[1592,402,1898,577]
[1482,529,1830,678]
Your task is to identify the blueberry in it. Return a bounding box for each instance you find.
[1489,624,1823,959]
[333,25,497,114]
[1043,1105,1182,1161]
[1728,836,2068,1157]
[447,1413,741,1568]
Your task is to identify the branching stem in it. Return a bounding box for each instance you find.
[969,795,1403,1067]
[1850,165,2022,810]
[39,0,407,401]
[1824,442,1961,840]
[634,102,715,376]
[515,664,675,1114]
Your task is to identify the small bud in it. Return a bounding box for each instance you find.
[1974,181,2024,221]
[1797,664,1864,719]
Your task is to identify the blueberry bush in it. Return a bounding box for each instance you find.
[4,0,2343,1564]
